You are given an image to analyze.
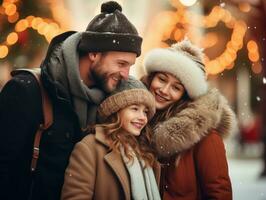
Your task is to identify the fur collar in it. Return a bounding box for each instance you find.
[152,88,237,158]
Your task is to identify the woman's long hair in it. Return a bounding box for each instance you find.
[141,72,192,128]
[91,112,156,167]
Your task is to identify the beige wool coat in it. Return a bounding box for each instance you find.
[61,126,161,200]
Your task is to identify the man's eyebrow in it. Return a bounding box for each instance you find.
[117,59,131,65]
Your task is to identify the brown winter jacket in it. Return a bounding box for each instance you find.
[61,126,161,200]
[152,89,237,200]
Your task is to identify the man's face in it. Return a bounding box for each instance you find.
[90,51,137,93]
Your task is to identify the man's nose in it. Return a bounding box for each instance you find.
[119,66,130,80]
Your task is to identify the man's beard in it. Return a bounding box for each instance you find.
[91,68,109,92]
[91,64,121,93]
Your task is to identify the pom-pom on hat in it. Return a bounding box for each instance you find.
[144,38,208,99]
[98,76,156,121]
[78,1,142,56]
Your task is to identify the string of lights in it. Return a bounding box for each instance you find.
[146,0,260,75]
[0,0,63,59]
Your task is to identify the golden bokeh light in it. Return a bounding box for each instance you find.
[6,32,18,45]
[0,0,64,59]
[5,3,16,16]
[31,17,43,30]
[26,15,35,26]
[15,19,29,32]
[0,45,9,59]
[248,52,259,62]
[226,62,235,70]
[7,12,19,23]
[247,40,258,52]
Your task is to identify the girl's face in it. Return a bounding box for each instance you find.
[119,104,148,136]
[150,72,185,110]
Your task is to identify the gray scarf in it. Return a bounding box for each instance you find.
[48,32,106,129]
[120,146,161,200]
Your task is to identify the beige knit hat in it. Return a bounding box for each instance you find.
[98,76,156,121]
[144,38,208,99]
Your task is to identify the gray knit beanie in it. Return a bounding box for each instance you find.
[98,76,155,120]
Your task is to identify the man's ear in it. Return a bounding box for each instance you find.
[88,52,101,61]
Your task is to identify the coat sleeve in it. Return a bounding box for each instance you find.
[61,139,96,200]
[0,75,42,198]
[194,132,232,200]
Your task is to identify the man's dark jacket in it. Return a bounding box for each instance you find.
[0,32,88,200]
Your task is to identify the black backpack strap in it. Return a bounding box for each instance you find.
[11,68,53,171]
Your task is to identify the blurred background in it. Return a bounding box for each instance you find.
[0,0,266,199]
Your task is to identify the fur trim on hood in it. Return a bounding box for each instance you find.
[152,88,238,158]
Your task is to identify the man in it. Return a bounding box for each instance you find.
[0,1,142,200]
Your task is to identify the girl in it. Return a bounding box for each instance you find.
[61,77,161,200]
[142,39,237,200]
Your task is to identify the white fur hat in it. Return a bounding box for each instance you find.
[144,39,208,99]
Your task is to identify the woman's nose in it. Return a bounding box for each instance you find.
[159,84,170,95]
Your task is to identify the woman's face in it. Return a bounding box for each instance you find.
[150,72,185,110]
[119,104,148,136]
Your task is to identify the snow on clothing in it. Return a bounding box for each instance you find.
[152,89,237,200]
[0,31,105,200]
[61,126,161,200]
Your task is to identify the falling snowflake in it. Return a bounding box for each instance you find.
[263,77,266,84]
[105,13,113,17]
[254,26,257,29]
[256,96,261,101]
[112,39,116,43]
[220,2,225,7]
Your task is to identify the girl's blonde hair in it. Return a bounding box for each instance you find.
[85,111,156,167]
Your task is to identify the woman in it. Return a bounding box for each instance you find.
[61,77,161,200]
[142,39,237,200]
